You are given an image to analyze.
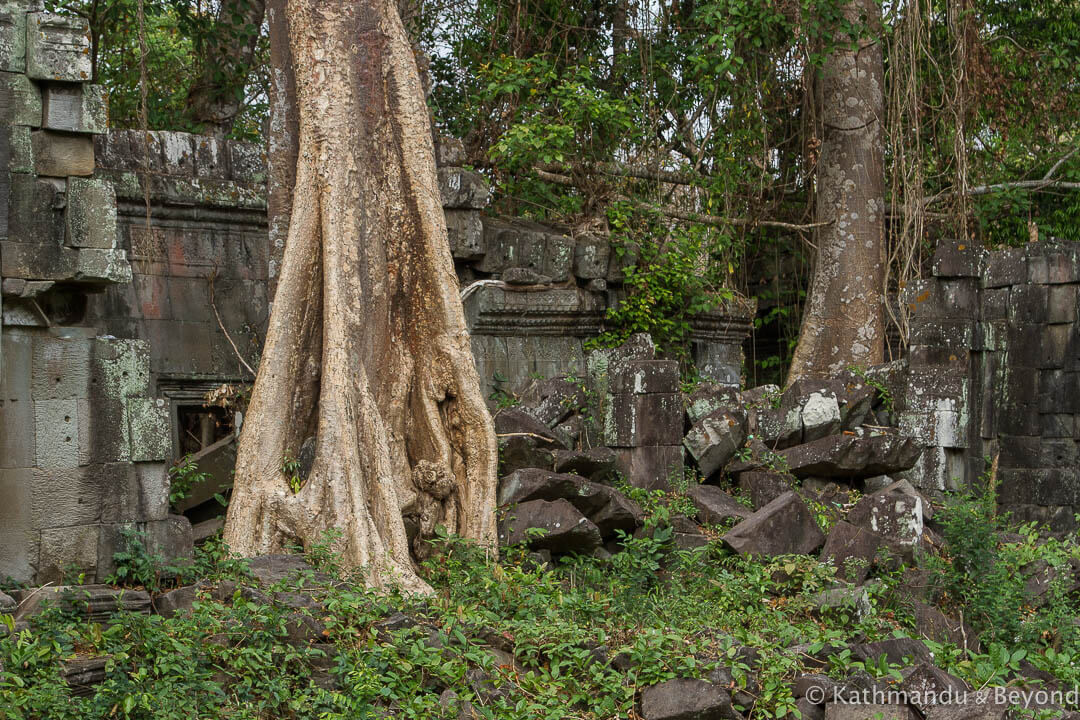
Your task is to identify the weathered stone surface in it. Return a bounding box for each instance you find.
[4,71,41,126]
[26,12,92,82]
[154,585,197,618]
[43,83,108,133]
[438,167,490,208]
[801,390,842,442]
[573,233,610,279]
[32,129,94,176]
[910,601,975,650]
[847,479,925,546]
[247,554,334,587]
[498,469,640,537]
[0,7,27,72]
[445,209,484,260]
[641,678,736,720]
[552,447,617,478]
[499,498,603,554]
[820,521,881,584]
[145,514,194,566]
[66,177,117,249]
[723,491,825,557]
[686,384,742,425]
[736,471,793,509]
[852,637,931,667]
[899,663,969,712]
[811,585,872,621]
[503,266,552,285]
[606,392,683,447]
[611,359,680,395]
[684,410,747,477]
[476,217,573,281]
[687,484,751,526]
[15,585,150,623]
[615,444,684,490]
[493,408,566,448]
[754,403,803,449]
[780,433,921,479]
[519,377,585,427]
[127,397,170,462]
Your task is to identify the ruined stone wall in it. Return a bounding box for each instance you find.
[0,2,753,582]
[0,1,189,583]
[900,240,1080,531]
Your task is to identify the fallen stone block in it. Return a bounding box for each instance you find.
[899,662,969,712]
[684,410,748,477]
[497,468,640,537]
[687,484,751,526]
[553,447,617,479]
[641,678,737,720]
[736,471,793,509]
[820,521,882,584]
[494,408,567,447]
[723,491,825,557]
[499,498,603,554]
[686,384,743,425]
[852,637,931,667]
[847,479,925,546]
[519,377,586,427]
[64,656,108,697]
[811,585,872,622]
[780,433,921,479]
[15,585,150,623]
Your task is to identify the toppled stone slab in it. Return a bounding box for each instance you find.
[847,479,925,546]
[641,678,736,720]
[684,410,748,477]
[687,484,751,526]
[499,498,603,554]
[497,468,640,537]
[15,585,150,623]
[723,491,825,557]
[780,433,921,479]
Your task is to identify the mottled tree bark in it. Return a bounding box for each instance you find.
[224,0,498,593]
[185,0,267,139]
[788,0,885,383]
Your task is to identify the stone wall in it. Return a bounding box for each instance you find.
[900,240,1080,531]
[1,62,754,582]
[0,0,190,583]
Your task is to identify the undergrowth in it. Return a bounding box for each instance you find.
[4,484,1080,719]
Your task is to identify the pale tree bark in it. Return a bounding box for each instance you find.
[788,0,885,383]
[185,0,267,138]
[223,0,498,593]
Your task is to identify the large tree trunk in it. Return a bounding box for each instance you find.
[185,0,267,138]
[223,0,498,593]
[787,0,886,383]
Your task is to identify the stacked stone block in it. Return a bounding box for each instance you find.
[901,239,1080,531]
[587,336,685,489]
